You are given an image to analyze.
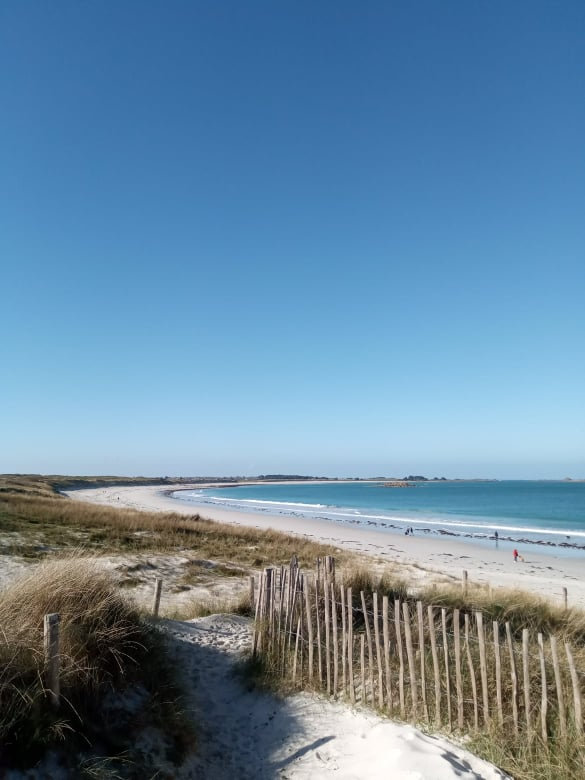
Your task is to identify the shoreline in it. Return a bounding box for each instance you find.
[66,482,585,608]
[170,483,585,555]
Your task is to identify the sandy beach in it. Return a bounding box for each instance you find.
[67,483,585,609]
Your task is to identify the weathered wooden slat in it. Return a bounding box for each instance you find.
[304,577,314,680]
[403,602,418,721]
[565,642,582,734]
[152,577,163,617]
[43,613,60,708]
[331,581,339,696]
[550,636,566,738]
[493,620,503,727]
[361,634,366,704]
[453,609,464,729]
[324,576,331,695]
[442,608,452,730]
[428,606,441,725]
[505,622,519,735]
[538,632,548,743]
[361,591,375,705]
[417,601,428,720]
[465,613,479,730]
[347,587,355,703]
[395,599,405,717]
[522,628,531,737]
[373,592,384,709]
[476,612,489,725]
[383,595,392,712]
[315,578,323,685]
[340,582,347,695]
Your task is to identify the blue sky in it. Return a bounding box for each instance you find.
[1,1,584,478]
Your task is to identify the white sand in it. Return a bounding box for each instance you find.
[67,483,585,608]
[164,613,508,779]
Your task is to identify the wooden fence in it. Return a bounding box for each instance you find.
[252,557,584,742]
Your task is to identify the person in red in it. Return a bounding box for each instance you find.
[513,548,519,562]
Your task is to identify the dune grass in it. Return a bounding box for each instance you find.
[0,475,343,570]
[342,565,585,644]
[0,557,192,775]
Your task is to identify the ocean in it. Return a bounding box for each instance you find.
[173,480,585,556]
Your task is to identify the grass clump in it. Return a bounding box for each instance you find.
[0,558,192,774]
[165,589,254,621]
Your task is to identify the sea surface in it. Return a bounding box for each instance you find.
[172,481,585,556]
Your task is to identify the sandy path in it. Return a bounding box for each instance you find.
[165,613,508,779]
[67,484,585,608]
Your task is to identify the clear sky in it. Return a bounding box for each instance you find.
[1,1,584,479]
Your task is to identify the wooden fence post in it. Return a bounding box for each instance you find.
[331,581,339,696]
[340,583,347,695]
[441,608,452,730]
[324,577,331,695]
[264,568,274,650]
[374,593,384,709]
[249,575,255,608]
[292,616,302,684]
[383,595,392,712]
[428,606,441,726]
[152,577,163,617]
[522,629,531,737]
[304,578,314,681]
[453,609,464,729]
[403,602,418,721]
[252,570,264,656]
[476,612,489,725]
[395,599,406,717]
[360,634,366,704]
[417,601,428,720]
[537,633,548,743]
[550,636,566,738]
[462,570,468,595]
[565,642,582,734]
[493,620,503,727]
[347,587,355,703]
[465,613,479,730]
[505,622,519,735]
[361,591,375,705]
[44,613,60,708]
[562,587,568,610]
[315,578,323,685]
[325,555,336,582]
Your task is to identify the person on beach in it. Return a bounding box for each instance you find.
[494,530,499,543]
[513,548,519,562]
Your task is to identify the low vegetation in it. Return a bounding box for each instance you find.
[0,475,343,570]
[0,557,192,776]
[342,566,585,644]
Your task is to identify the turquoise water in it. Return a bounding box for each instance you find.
[174,480,585,554]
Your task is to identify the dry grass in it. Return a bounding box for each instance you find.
[0,475,343,570]
[164,590,254,621]
[343,566,585,644]
[0,557,191,773]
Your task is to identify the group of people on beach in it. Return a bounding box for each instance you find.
[404,526,414,535]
